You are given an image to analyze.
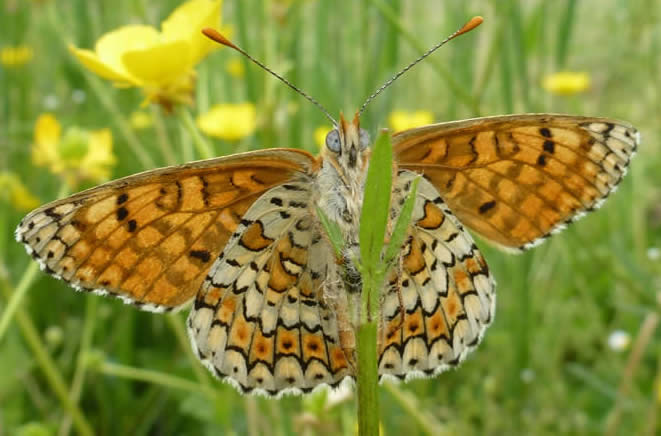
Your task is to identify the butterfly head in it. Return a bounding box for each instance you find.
[324,112,370,172]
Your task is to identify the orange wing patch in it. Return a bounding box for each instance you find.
[16,149,317,312]
[393,115,638,251]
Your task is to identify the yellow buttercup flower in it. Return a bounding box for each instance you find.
[0,45,33,68]
[32,113,116,187]
[542,72,590,96]
[69,0,223,107]
[197,103,257,141]
[225,58,245,78]
[314,126,332,149]
[388,110,434,132]
[130,110,153,129]
[0,172,40,211]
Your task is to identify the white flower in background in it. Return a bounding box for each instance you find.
[608,330,631,352]
[646,247,660,261]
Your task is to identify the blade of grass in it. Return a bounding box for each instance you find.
[95,360,217,398]
[355,130,395,435]
[0,278,94,436]
[383,177,418,266]
[316,206,345,258]
[359,130,392,315]
[555,0,578,69]
[507,0,531,111]
[605,312,660,436]
[178,107,214,159]
[58,297,98,436]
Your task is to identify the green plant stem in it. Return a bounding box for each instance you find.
[96,360,217,399]
[605,311,660,436]
[356,321,379,436]
[0,280,94,436]
[151,105,177,166]
[178,107,214,159]
[84,74,156,169]
[0,262,38,342]
[368,0,481,116]
[382,382,445,436]
[166,314,212,387]
[59,297,98,436]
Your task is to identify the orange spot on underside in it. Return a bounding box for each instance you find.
[329,346,348,372]
[268,251,297,292]
[452,269,472,293]
[276,328,299,355]
[403,238,425,274]
[217,296,236,324]
[229,316,254,351]
[403,309,424,339]
[302,333,327,363]
[249,329,274,364]
[417,201,445,229]
[241,221,274,251]
[425,309,448,341]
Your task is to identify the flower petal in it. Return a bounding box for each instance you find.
[542,72,591,96]
[95,25,162,83]
[162,0,222,64]
[197,103,257,141]
[68,45,133,83]
[121,40,193,85]
[388,110,434,132]
[32,113,62,169]
[81,128,116,182]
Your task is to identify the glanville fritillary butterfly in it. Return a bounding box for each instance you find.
[16,17,638,397]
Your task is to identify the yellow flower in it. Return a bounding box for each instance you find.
[225,58,245,78]
[0,45,33,68]
[0,172,40,211]
[197,103,257,141]
[542,72,590,96]
[130,110,153,129]
[32,113,116,187]
[314,126,332,149]
[388,110,434,132]
[69,0,223,107]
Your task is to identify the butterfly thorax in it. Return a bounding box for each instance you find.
[314,114,370,260]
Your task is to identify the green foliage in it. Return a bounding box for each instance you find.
[359,130,393,321]
[383,177,419,266]
[316,206,345,259]
[1,0,659,435]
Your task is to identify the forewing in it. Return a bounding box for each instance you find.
[16,149,317,312]
[188,182,353,396]
[378,172,495,380]
[393,114,639,251]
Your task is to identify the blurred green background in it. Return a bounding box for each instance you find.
[1,0,659,435]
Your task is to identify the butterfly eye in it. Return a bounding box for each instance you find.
[359,128,370,149]
[325,129,341,152]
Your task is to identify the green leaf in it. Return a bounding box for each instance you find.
[359,130,393,278]
[384,176,419,266]
[316,206,345,258]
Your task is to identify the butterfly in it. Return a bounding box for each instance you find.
[16,18,639,397]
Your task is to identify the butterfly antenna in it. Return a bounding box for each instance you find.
[358,16,483,117]
[203,28,338,127]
